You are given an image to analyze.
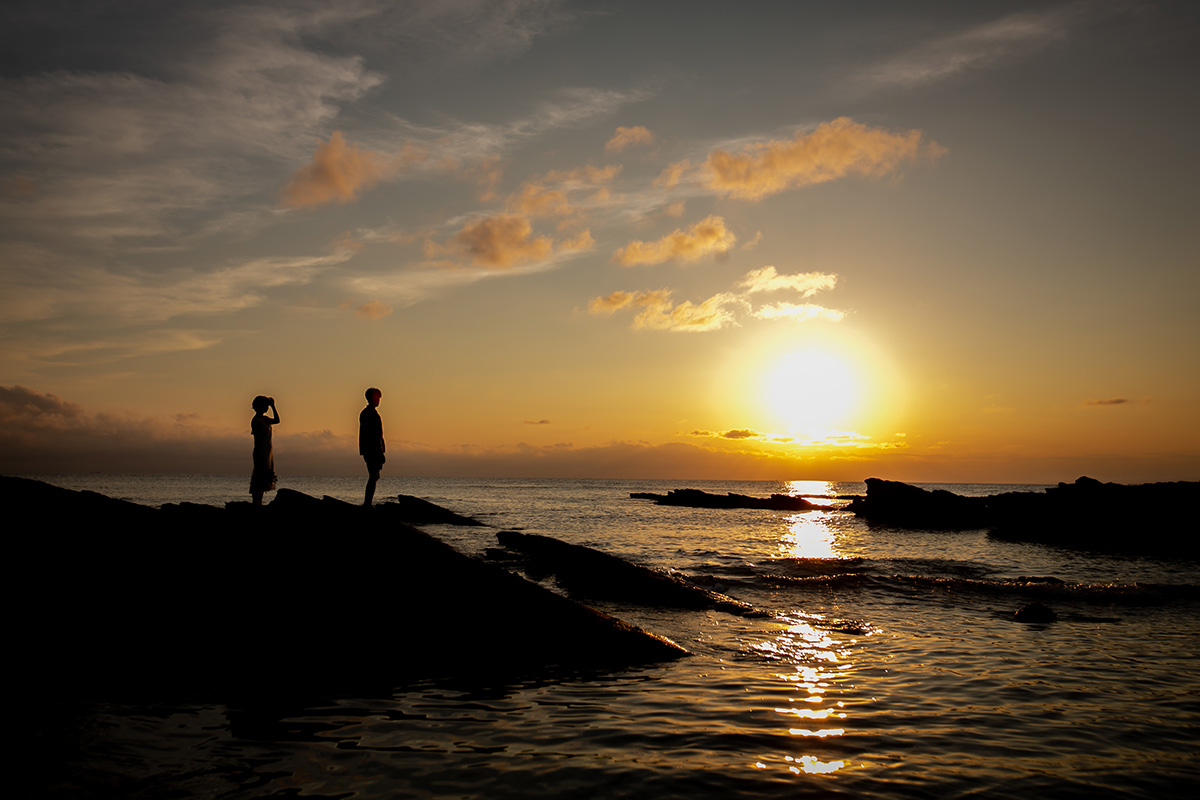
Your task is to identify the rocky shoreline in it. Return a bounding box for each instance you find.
[4,475,692,698]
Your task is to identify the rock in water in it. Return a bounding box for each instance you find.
[1014,602,1058,623]
[496,530,763,616]
[3,475,687,697]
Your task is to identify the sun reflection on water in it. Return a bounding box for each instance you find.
[777,481,843,560]
[752,614,863,777]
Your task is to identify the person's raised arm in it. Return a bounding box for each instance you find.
[268,397,280,425]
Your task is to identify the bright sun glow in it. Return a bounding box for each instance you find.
[762,350,861,436]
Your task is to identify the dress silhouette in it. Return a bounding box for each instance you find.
[250,395,280,506]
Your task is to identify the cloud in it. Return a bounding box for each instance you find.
[653,159,690,189]
[858,5,1091,91]
[753,302,845,322]
[605,125,655,152]
[589,265,843,332]
[740,232,763,251]
[1083,397,1151,406]
[430,214,553,268]
[739,266,836,296]
[705,117,944,200]
[374,0,577,65]
[613,215,737,266]
[524,419,552,425]
[281,132,425,209]
[587,289,742,332]
[349,299,394,320]
[507,182,571,216]
[505,164,621,217]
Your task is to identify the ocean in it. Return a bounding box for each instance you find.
[27,475,1200,798]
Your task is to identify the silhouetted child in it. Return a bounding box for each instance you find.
[250,395,280,506]
[359,388,385,506]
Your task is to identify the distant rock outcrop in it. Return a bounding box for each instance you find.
[3,476,686,697]
[848,476,1199,556]
[495,530,764,617]
[631,488,823,511]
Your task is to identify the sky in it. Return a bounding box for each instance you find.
[1,0,1197,483]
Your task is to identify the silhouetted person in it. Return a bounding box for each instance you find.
[359,387,385,506]
[250,395,280,506]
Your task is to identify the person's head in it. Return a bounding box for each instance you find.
[252,395,271,413]
[365,387,382,407]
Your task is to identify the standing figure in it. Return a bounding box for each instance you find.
[359,387,385,507]
[250,395,280,506]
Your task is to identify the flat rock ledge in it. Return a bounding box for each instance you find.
[631,488,824,511]
[3,476,687,697]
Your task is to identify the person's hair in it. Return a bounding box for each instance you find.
[252,395,270,412]
[365,387,381,401]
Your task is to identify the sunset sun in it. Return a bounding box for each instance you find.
[761,350,862,437]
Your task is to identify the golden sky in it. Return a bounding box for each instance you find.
[1,1,1197,482]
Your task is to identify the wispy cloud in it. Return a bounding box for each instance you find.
[857,3,1109,91]
[1083,397,1150,406]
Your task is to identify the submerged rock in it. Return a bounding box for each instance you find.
[496,530,764,617]
[631,488,823,511]
[1014,602,1058,623]
[3,475,687,697]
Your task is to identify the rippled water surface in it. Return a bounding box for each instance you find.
[32,476,1200,798]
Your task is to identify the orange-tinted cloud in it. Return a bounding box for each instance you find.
[613,215,736,266]
[507,182,571,216]
[705,117,944,200]
[605,125,655,152]
[653,159,690,189]
[559,229,595,252]
[587,289,741,332]
[281,132,425,209]
[505,164,621,217]
[351,299,394,320]
[428,214,554,269]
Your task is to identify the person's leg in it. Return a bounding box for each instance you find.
[252,491,263,506]
[364,467,380,506]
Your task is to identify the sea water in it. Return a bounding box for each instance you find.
[28,475,1200,798]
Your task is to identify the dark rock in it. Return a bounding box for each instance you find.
[496,530,764,617]
[388,494,484,526]
[846,478,990,529]
[631,488,822,511]
[847,476,1198,555]
[1014,602,1057,623]
[3,475,687,698]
